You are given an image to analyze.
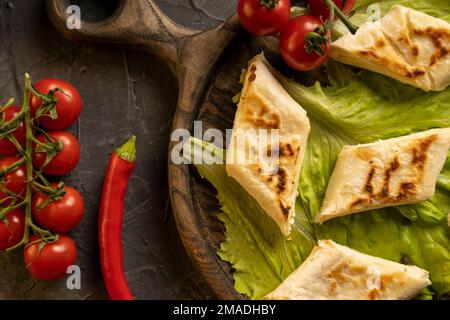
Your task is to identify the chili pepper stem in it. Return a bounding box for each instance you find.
[115,135,136,162]
[324,0,359,34]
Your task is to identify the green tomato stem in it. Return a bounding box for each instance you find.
[4,74,59,251]
[324,0,358,34]
[0,157,26,176]
[259,0,278,10]
[22,74,34,246]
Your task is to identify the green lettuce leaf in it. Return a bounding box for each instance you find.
[188,139,316,299]
[192,0,450,299]
[355,0,450,22]
[334,0,450,37]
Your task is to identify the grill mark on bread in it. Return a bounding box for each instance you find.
[365,163,376,194]
[413,27,450,42]
[368,289,378,300]
[413,27,450,67]
[396,182,416,200]
[359,50,380,60]
[267,145,273,157]
[351,154,420,208]
[276,167,291,219]
[329,280,338,295]
[412,135,436,169]
[406,68,425,78]
[358,49,425,79]
[279,142,297,157]
[269,142,298,160]
[351,197,370,208]
[277,167,287,194]
[430,32,443,47]
[360,26,449,79]
[248,64,257,82]
[381,156,400,197]
[246,99,280,129]
[380,274,392,290]
[279,199,291,218]
[327,262,350,283]
[327,263,396,299]
[327,262,369,295]
[250,139,300,220]
[376,39,385,48]
[394,32,419,58]
[430,47,449,66]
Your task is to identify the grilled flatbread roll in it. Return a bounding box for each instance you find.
[316,128,450,224]
[266,240,431,300]
[226,54,310,236]
[331,5,450,92]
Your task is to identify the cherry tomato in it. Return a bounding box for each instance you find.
[0,105,26,156]
[238,0,291,36]
[280,16,331,71]
[32,183,84,233]
[30,78,82,130]
[308,0,356,20]
[0,209,25,250]
[24,234,77,281]
[32,131,80,176]
[0,156,26,203]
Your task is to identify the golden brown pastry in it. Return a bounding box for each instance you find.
[266,240,431,300]
[226,54,310,236]
[331,5,450,92]
[316,128,450,224]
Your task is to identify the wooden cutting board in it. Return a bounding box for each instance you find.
[46,0,320,299]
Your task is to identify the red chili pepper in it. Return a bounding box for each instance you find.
[99,136,136,300]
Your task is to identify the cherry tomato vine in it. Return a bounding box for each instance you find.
[1,74,63,250]
[238,0,360,71]
[0,73,83,282]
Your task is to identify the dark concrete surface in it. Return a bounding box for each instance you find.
[0,0,237,299]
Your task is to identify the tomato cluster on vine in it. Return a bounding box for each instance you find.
[0,76,83,281]
[237,0,357,71]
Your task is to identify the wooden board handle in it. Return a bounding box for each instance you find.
[46,0,198,73]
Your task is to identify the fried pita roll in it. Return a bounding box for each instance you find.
[316,128,450,224]
[226,54,311,236]
[266,240,431,300]
[331,5,450,92]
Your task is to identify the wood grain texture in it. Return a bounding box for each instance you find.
[47,0,243,299]
[44,0,450,301]
[46,0,314,300]
[1,0,234,300]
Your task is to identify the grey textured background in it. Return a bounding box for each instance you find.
[0,0,237,299]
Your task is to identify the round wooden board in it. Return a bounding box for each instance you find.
[47,0,450,301]
[168,33,325,299]
[46,0,320,300]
